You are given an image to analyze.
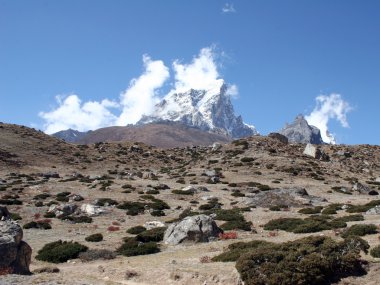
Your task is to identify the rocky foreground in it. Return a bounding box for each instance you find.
[0,122,380,284]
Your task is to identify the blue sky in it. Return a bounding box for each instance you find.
[0,0,379,144]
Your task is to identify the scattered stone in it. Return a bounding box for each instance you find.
[80,204,105,216]
[48,204,77,218]
[376,177,380,183]
[164,214,222,245]
[144,221,166,230]
[69,194,84,202]
[336,150,351,158]
[211,142,222,152]
[268,133,288,144]
[245,188,326,208]
[181,186,198,193]
[352,182,378,195]
[0,217,32,275]
[204,170,217,177]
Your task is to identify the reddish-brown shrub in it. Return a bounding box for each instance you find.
[107,226,120,232]
[219,232,238,240]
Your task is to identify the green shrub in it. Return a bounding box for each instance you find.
[95,198,118,206]
[10,212,22,220]
[212,240,273,262]
[240,157,255,163]
[117,237,160,256]
[0,199,22,205]
[79,249,116,262]
[257,184,271,191]
[333,214,364,223]
[33,193,51,200]
[117,201,146,216]
[126,226,146,235]
[85,233,103,242]
[298,206,323,214]
[341,224,378,238]
[146,189,159,195]
[321,203,343,215]
[263,216,347,233]
[44,212,56,218]
[135,227,167,242]
[36,240,88,263]
[234,236,368,285]
[221,220,252,231]
[370,245,380,258]
[172,189,194,195]
[151,210,165,216]
[62,215,93,223]
[231,191,245,197]
[346,200,380,213]
[23,221,51,230]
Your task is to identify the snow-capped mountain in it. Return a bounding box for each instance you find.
[52,129,89,143]
[138,81,257,138]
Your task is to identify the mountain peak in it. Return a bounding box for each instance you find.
[280,115,324,144]
[138,83,257,138]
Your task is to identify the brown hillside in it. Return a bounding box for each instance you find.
[77,122,231,148]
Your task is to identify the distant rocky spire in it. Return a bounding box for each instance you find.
[279,115,324,144]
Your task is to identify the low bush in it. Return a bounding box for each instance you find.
[341,224,378,238]
[231,191,245,197]
[62,215,93,223]
[264,216,349,234]
[221,220,252,231]
[78,249,116,262]
[117,237,160,257]
[85,233,103,242]
[146,189,159,195]
[234,236,368,285]
[370,245,380,258]
[126,225,146,235]
[135,227,167,242]
[36,240,88,263]
[95,198,118,206]
[10,212,22,220]
[298,206,323,214]
[23,221,51,230]
[171,189,194,195]
[346,200,380,213]
[117,201,146,216]
[321,203,343,215]
[151,210,165,216]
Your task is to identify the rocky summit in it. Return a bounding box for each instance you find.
[138,82,257,138]
[280,115,324,144]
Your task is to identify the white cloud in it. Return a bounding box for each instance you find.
[305,94,353,144]
[117,55,169,125]
[39,94,118,134]
[39,47,238,133]
[222,3,236,13]
[172,47,224,93]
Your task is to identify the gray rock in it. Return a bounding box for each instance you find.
[280,115,324,144]
[48,204,77,218]
[352,182,378,195]
[376,177,380,183]
[268,133,288,144]
[211,142,222,151]
[144,221,166,230]
[0,218,31,275]
[366,205,380,215]
[245,187,326,207]
[303,144,329,161]
[80,204,105,216]
[164,214,222,245]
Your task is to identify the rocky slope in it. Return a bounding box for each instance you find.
[1,122,380,285]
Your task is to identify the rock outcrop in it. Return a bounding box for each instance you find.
[163,214,222,245]
[280,115,324,144]
[245,188,326,208]
[0,207,32,275]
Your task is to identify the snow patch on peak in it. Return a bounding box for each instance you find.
[138,82,257,138]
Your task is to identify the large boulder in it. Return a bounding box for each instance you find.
[48,204,77,218]
[163,215,222,245]
[303,144,329,161]
[0,212,31,275]
[80,204,105,216]
[245,188,326,208]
